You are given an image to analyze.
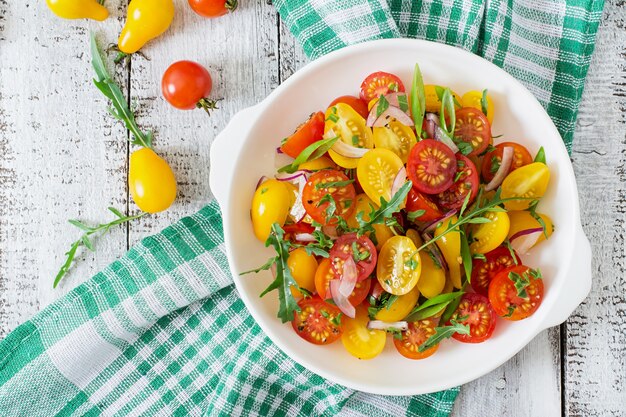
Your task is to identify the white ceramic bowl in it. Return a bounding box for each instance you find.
[209,39,591,395]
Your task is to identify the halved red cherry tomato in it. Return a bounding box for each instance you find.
[449,293,496,343]
[302,170,356,225]
[482,142,533,182]
[359,71,406,103]
[489,265,544,321]
[454,108,491,156]
[393,319,439,360]
[291,296,343,345]
[407,139,457,195]
[280,112,325,158]
[406,188,443,222]
[314,259,372,305]
[434,154,479,210]
[329,233,377,281]
[471,246,521,296]
[329,95,369,119]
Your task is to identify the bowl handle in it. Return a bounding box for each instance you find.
[541,224,592,329]
[209,104,262,205]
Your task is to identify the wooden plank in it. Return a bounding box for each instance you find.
[564,0,626,414]
[126,0,280,246]
[0,1,129,338]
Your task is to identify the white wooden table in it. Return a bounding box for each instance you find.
[1,1,624,415]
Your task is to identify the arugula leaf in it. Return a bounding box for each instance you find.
[405,291,464,322]
[315,179,354,190]
[481,89,489,116]
[418,319,470,352]
[410,63,426,137]
[357,181,412,234]
[503,239,519,265]
[397,93,409,113]
[407,210,426,222]
[534,146,546,164]
[278,135,339,173]
[258,224,301,323]
[303,246,330,258]
[508,270,530,298]
[376,95,390,118]
[240,256,277,275]
[528,199,549,239]
[452,138,473,156]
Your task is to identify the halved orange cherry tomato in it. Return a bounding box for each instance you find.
[449,293,496,343]
[469,210,510,254]
[329,233,377,281]
[488,265,544,321]
[314,259,371,305]
[454,108,491,156]
[280,111,325,158]
[359,71,405,103]
[482,142,533,183]
[471,246,521,296]
[329,95,369,119]
[434,154,479,210]
[407,139,457,195]
[302,169,356,225]
[393,319,439,360]
[291,296,343,345]
[406,188,443,223]
[501,162,550,210]
[357,148,405,206]
[377,236,421,295]
[341,305,386,359]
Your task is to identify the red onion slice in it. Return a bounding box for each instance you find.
[367,320,408,331]
[331,139,370,159]
[329,280,355,318]
[485,146,514,191]
[255,176,269,189]
[338,257,358,298]
[372,106,415,127]
[434,127,459,153]
[276,146,284,154]
[509,227,544,254]
[294,233,317,243]
[423,210,458,234]
[423,113,439,138]
[390,166,407,199]
[421,232,448,270]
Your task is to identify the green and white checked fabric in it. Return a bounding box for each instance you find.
[0,1,604,416]
[273,0,605,151]
[0,201,457,416]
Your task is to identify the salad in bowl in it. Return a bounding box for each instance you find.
[244,64,552,361]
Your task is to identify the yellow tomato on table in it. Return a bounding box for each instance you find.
[129,148,176,214]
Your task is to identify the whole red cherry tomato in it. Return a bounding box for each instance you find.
[188,0,237,18]
[162,61,216,113]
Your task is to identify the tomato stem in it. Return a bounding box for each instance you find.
[196,98,221,115]
[225,0,238,12]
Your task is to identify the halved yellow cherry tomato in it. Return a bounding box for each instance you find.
[375,286,420,321]
[435,216,462,289]
[287,248,318,298]
[341,305,386,360]
[250,179,292,241]
[346,194,394,250]
[326,103,374,169]
[118,0,175,54]
[469,211,510,254]
[299,156,336,171]
[129,148,176,214]
[406,230,446,298]
[357,148,405,206]
[377,236,422,295]
[424,85,461,113]
[373,121,417,163]
[46,0,109,20]
[507,210,554,247]
[462,90,495,123]
[501,162,550,210]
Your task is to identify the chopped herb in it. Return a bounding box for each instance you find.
[490,156,501,174]
[454,170,464,183]
[503,305,516,318]
[503,239,519,265]
[407,210,426,222]
[453,138,474,156]
[534,146,546,164]
[330,313,342,326]
[388,82,399,92]
[326,106,339,122]
[473,253,487,261]
[352,135,360,146]
[315,179,354,190]
[508,270,530,298]
[260,187,268,194]
[418,319,470,352]
[376,95,390,118]
[406,258,419,271]
[397,93,409,112]
[317,194,337,223]
[387,327,404,340]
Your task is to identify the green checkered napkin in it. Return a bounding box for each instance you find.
[0,1,603,416]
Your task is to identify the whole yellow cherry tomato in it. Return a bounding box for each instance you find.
[435,216,462,289]
[346,194,394,250]
[424,85,461,113]
[325,103,374,169]
[357,148,404,206]
[461,90,495,123]
[250,179,291,242]
[469,211,510,254]
[129,148,176,214]
[287,248,318,298]
[406,230,446,299]
[46,0,109,20]
[377,236,421,295]
[375,286,420,322]
[373,120,417,164]
[118,0,175,54]
[507,210,554,247]
[501,162,550,210]
[341,305,386,360]
[298,156,336,171]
